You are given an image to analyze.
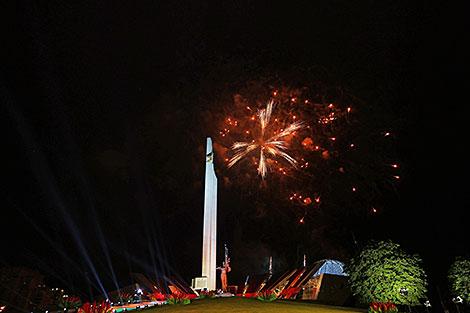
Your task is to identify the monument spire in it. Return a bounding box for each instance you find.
[202,137,217,290]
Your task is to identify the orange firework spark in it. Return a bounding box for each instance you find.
[228,100,304,178]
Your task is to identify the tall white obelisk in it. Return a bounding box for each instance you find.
[202,137,217,290]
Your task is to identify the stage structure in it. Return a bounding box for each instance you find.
[193,137,218,291]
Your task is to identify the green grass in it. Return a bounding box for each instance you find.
[149,297,364,313]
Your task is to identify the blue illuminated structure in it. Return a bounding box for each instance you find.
[312,259,347,277]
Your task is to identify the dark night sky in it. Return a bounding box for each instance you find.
[2,0,469,302]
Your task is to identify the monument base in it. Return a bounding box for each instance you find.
[191,276,208,290]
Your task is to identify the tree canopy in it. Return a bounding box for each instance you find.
[448,257,470,303]
[346,240,427,305]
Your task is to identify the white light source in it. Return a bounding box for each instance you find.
[452,296,463,304]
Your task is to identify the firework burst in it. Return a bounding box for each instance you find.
[213,78,399,223]
[228,100,304,178]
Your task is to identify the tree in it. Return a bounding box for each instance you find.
[448,257,470,303]
[346,240,427,305]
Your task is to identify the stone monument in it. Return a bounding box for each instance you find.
[197,137,218,291]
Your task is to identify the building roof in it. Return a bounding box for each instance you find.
[312,259,347,277]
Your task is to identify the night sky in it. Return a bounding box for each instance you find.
[2,0,469,302]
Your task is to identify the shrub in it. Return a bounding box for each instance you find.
[77,302,112,313]
[369,302,398,313]
[448,257,470,303]
[347,240,427,305]
[148,291,166,301]
[58,296,82,309]
[122,293,134,302]
[110,292,133,303]
[256,290,277,302]
[198,290,217,299]
[166,292,191,305]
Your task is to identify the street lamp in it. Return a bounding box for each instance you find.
[424,300,431,313]
[400,288,411,313]
[452,296,463,313]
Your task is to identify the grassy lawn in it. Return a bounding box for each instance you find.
[149,297,364,313]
